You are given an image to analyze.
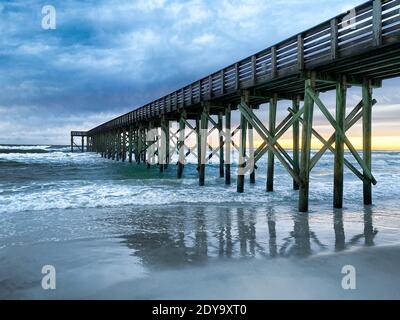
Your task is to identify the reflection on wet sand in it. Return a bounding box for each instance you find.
[120,205,378,270]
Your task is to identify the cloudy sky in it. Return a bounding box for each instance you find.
[1,0,400,148]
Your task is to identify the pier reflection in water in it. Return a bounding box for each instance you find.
[118,205,379,270]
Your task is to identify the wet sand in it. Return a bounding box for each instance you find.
[1,204,400,300]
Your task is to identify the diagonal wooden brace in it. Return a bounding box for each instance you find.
[290,108,369,184]
[306,88,377,185]
[239,102,303,186]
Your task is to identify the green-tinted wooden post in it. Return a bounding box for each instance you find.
[159,119,169,172]
[177,114,186,179]
[112,131,116,160]
[147,123,152,169]
[334,75,347,209]
[196,118,201,175]
[108,133,112,159]
[128,126,133,163]
[118,130,122,161]
[164,120,170,170]
[363,79,373,205]
[267,94,278,192]
[299,76,316,212]
[159,125,164,173]
[199,104,209,186]
[122,128,126,162]
[293,97,300,190]
[136,128,141,164]
[105,134,108,158]
[248,106,255,184]
[237,92,249,193]
[144,128,148,165]
[218,112,225,178]
[111,132,114,159]
[225,105,231,185]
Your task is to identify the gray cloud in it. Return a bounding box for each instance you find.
[1,0,398,145]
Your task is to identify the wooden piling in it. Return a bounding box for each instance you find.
[199,104,209,186]
[128,127,133,163]
[164,120,170,170]
[363,79,373,205]
[218,113,225,178]
[225,105,232,185]
[196,118,201,174]
[112,131,116,160]
[334,75,347,209]
[122,128,126,162]
[248,107,255,184]
[136,128,141,164]
[293,97,300,190]
[237,92,249,193]
[299,76,316,212]
[267,94,278,192]
[177,114,186,179]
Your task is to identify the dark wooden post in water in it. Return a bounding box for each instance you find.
[267,94,277,192]
[363,79,373,205]
[299,75,316,212]
[71,135,74,153]
[147,122,153,169]
[225,105,231,185]
[292,97,300,190]
[111,131,116,160]
[128,126,133,163]
[334,75,347,209]
[218,112,225,178]
[199,104,209,186]
[248,106,255,184]
[196,118,201,175]
[122,128,126,162]
[81,136,85,153]
[136,127,143,164]
[159,118,169,172]
[177,113,186,179]
[237,91,249,193]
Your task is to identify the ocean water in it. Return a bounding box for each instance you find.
[1,145,400,299]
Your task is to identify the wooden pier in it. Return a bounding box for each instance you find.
[73,0,400,212]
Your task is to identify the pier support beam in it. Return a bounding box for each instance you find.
[293,97,300,190]
[112,131,116,160]
[267,94,277,192]
[199,104,209,186]
[138,128,142,164]
[159,118,170,172]
[334,75,347,209]
[299,76,316,212]
[225,105,232,185]
[177,113,186,179]
[363,79,373,205]
[122,128,127,162]
[218,112,225,178]
[237,91,249,193]
[128,126,133,163]
[248,106,255,184]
